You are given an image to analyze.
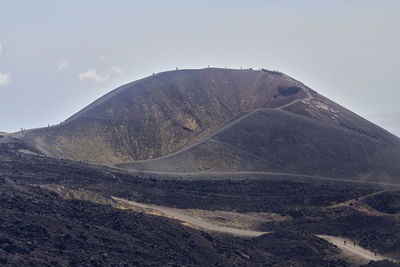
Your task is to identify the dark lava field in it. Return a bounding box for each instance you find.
[1,137,400,266]
[1,69,400,266]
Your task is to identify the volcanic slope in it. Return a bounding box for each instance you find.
[15,68,310,163]
[15,68,400,182]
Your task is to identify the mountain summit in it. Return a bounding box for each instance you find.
[15,68,400,182]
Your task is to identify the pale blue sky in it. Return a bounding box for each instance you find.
[0,1,399,136]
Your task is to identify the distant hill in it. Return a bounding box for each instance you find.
[15,68,400,182]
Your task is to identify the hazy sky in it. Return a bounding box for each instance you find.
[0,0,399,136]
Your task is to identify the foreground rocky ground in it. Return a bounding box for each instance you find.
[1,138,400,266]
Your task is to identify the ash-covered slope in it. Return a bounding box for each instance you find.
[15,68,400,182]
[17,68,310,163]
[121,107,400,182]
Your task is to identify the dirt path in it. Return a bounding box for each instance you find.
[327,191,391,216]
[112,197,398,264]
[113,197,398,263]
[112,197,268,238]
[276,97,305,110]
[317,235,398,264]
[128,170,400,188]
[121,96,309,164]
[131,110,260,163]
[329,191,386,209]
